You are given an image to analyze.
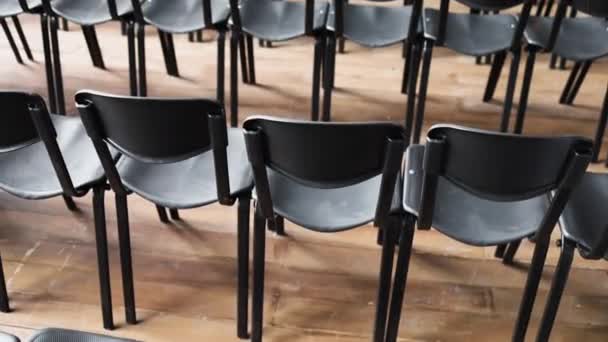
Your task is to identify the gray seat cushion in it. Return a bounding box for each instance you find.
[142,0,231,33]
[51,0,132,25]
[29,328,135,342]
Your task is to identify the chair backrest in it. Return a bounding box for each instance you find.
[76,91,233,202]
[545,0,606,51]
[131,0,213,25]
[333,0,423,40]
[570,0,608,17]
[229,0,318,36]
[243,116,405,226]
[435,0,533,47]
[0,91,82,196]
[417,125,592,239]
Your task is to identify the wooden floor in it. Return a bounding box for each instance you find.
[1,8,608,341]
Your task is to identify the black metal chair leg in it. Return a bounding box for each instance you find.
[169,209,180,220]
[385,215,416,342]
[230,30,239,127]
[158,31,171,75]
[503,239,522,265]
[62,195,77,211]
[258,39,264,47]
[12,17,32,61]
[311,34,324,121]
[237,194,251,339]
[50,16,66,115]
[273,215,285,236]
[514,49,537,134]
[512,236,551,342]
[61,18,68,31]
[372,215,398,342]
[217,30,226,105]
[499,49,521,133]
[0,252,9,313]
[595,86,608,163]
[127,21,137,97]
[136,23,147,97]
[165,32,179,77]
[265,41,272,48]
[559,62,581,104]
[82,25,105,69]
[322,35,336,122]
[559,57,567,70]
[251,208,266,342]
[188,32,194,42]
[239,35,249,84]
[494,244,507,258]
[412,39,434,144]
[41,14,57,113]
[401,41,412,95]
[565,61,591,105]
[405,40,422,145]
[338,37,345,53]
[92,185,114,330]
[535,240,575,342]
[1,18,23,64]
[115,194,137,325]
[196,29,203,42]
[155,205,169,223]
[483,51,506,102]
[549,53,558,69]
[246,35,256,84]
[536,0,546,16]
[121,21,126,36]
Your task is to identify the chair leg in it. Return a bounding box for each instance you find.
[535,240,575,342]
[196,30,203,42]
[401,41,412,95]
[559,62,581,104]
[322,35,337,122]
[311,34,324,121]
[50,16,66,115]
[127,21,137,97]
[158,31,171,74]
[405,40,422,145]
[559,57,567,70]
[385,215,416,342]
[12,16,33,61]
[595,86,608,163]
[265,41,272,48]
[412,39,434,144]
[499,49,521,133]
[121,21,126,36]
[169,209,180,220]
[549,53,558,69]
[217,30,226,105]
[237,194,251,339]
[565,61,591,105]
[62,195,77,211]
[246,35,256,84]
[41,14,57,113]
[155,205,169,223]
[136,23,147,97]
[82,25,105,69]
[372,215,398,342]
[494,244,507,258]
[188,32,194,42]
[273,215,285,236]
[239,35,249,84]
[61,18,68,31]
[483,51,507,102]
[158,30,179,77]
[251,208,266,342]
[536,0,546,16]
[1,18,23,64]
[503,239,522,265]
[512,236,551,342]
[0,251,9,313]
[514,49,537,134]
[230,30,239,127]
[92,185,114,330]
[338,37,345,53]
[115,194,137,325]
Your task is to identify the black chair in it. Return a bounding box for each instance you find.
[126,0,231,102]
[509,1,608,161]
[75,90,253,335]
[407,0,533,145]
[0,91,119,330]
[383,125,592,342]
[0,0,39,64]
[39,0,133,114]
[243,117,404,342]
[322,0,422,122]
[228,0,329,127]
[0,328,135,342]
[528,172,608,341]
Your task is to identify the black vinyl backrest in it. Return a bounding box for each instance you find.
[229,0,317,35]
[570,0,608,17]
[75,90,222,163]
[455,0,524,10]
[243,116,404,188]
[0,91,40,153]
[426,125,592,201]
[334,0,422,38]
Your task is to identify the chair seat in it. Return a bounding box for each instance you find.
[423,9,518,56]
[558,173,608,259]
[51,0,132,25]
[525,16,608,62]
[116,128,253,209]
[403,145,548,246]
[30,328,134,342]
[0,0,40,17]
[0,114,113,200]
[326,3,414,47]
[0,331,18,342]
[142,0,230,33]
[264,168,401,232]
[239,0,328,41]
